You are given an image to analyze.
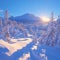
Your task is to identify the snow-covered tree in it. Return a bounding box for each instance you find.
[44,12,57,46]
[56,16,60,45]
[17,23,28,37]
[46,21,56,46]
[29,23,42,44]
[0,17,2,26]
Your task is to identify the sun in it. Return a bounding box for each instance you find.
[41,16,50,23]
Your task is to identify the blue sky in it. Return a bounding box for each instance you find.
[0,0,60,17]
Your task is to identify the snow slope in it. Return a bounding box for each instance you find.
[0,38,60,60]
[0,38,32,56]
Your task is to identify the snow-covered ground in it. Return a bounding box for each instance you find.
[0,38,60,60]
[0,38,32,56]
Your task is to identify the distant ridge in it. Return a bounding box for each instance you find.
[9,13,40,23]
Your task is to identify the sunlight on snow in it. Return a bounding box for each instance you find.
[31,41,39,50]
[40,49,48,60]
[0,38,32,56]
[19,52,30,60]
[31,45,38,50]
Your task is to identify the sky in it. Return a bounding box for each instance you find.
[0,0,60,17]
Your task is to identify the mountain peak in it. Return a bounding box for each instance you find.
[10,13,40,23]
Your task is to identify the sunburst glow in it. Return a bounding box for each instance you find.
[41,16,50,23]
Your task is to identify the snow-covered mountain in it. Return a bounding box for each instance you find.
[9,13,40,23]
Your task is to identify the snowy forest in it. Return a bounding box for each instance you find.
[0,10,60,60]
